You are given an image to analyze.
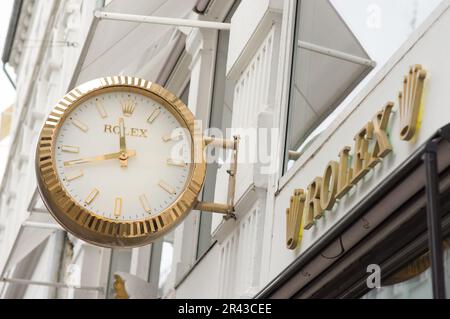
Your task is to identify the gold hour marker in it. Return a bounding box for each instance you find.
[85,188,99,204]
[65,170,83,181]
[61,145,80,153]
[162,133,182,142]
[72,119,89,132]
[158,180,176,195]
[114,197,123,218]
[147,108,161,123]
[96,101,108,118]
[167,158,186,167]
[139,194,152,213]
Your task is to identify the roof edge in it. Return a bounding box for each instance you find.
[1,0,24,64]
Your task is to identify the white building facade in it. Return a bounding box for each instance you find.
[1,0,450,299]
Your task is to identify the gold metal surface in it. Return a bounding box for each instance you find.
[194,136,239,220]
[113,274,129,299]
[35,76,206,248]
[121,99,136,117]
[61,145,80,154]
[65,170,84,181]
[158,180,176,195]
[118,117,128,167]
[147,108,160,124]
[114,197,123,218]
[204,136,235,149]
[63,150,136,167]
[167,158,186,167]
[398,65,427,141]
[286,190,305,250]
[72,119,89,132]
[96,101,108,118]
[283,104,394,245]
[139,194,152,213]
[194,202,231,215]
[85,188,99,205]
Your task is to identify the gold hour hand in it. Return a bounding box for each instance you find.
[119,117,126,153]
[64,150,136,167]
[119,117,129,167]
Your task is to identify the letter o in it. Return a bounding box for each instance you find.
[320,161,339,211]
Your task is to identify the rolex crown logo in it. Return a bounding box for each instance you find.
[398,64,427,141]
[121,99,137,117]
[286,189,305,250]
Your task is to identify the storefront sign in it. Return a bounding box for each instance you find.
[285,64,428,250]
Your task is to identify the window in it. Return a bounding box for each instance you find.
[283,0,443,173]
[195,1,240,259]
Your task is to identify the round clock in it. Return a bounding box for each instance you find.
[36,76,206,247]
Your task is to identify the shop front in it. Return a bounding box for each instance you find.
[257,1,450,299]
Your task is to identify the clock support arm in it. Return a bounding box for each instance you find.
[194,135,240,221]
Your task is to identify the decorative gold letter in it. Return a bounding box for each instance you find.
[399,65,427,141]
[336,146,353,199]
[351,122,373,185]
[320,161,339,211]
[303,177,323,230]
[369,102,394,168]
[286,189,306,250]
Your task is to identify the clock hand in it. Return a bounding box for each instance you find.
[119,117,128,167]
[63,150,136,167]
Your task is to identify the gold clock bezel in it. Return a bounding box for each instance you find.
[35,76,206,248]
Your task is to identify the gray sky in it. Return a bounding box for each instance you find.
[332,0,442,63]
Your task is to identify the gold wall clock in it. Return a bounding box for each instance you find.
[35,76,211,247]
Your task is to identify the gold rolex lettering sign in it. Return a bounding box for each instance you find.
[286,65,427,250]
[286,103,394,250]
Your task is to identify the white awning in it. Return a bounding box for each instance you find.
[1,211,63,275]
[289,0,375,150]
[70,0,199,88]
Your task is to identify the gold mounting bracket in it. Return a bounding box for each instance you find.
[195,135,240,220]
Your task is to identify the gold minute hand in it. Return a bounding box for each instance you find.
[64,150,136,167]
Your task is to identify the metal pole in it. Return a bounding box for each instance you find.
[423,142,446,299]
[298,41,376,68]
[94,11,231,30]
[0,277,104,292]
[2,63,16,89]
[22,221,64,231]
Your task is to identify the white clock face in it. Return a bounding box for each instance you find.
[53,90,193,222]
